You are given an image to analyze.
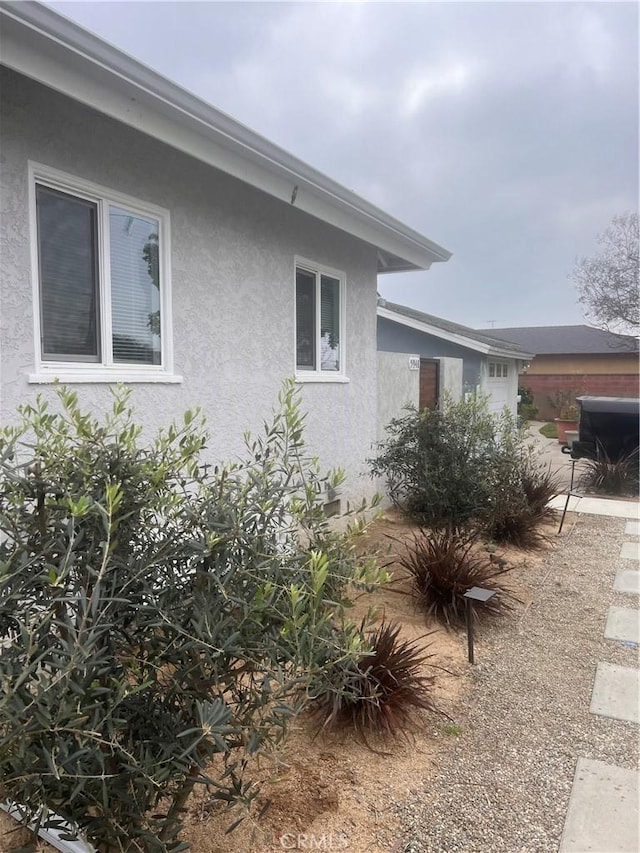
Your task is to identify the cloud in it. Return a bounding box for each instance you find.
[47,0,639,327]
[400,60,476,118]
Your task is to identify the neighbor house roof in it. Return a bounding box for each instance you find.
[476,325,639,355]
[0,1,452,275]
[378,300,534,360]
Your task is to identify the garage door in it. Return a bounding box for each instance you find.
[486,360,510,414]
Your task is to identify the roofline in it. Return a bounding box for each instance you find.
[0,1,452,274]
[377,306,534,360]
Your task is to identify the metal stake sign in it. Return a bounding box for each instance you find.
[464,586,496,664]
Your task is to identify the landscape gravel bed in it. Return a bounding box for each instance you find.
[397,513,638,852]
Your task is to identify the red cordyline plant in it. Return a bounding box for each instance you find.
[399,528,517,628]
[309,620,444,740]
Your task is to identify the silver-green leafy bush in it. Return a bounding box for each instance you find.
[370,394,558,542]
[0,381,383,851]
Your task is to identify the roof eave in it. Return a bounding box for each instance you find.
[378,307,532,360]
[487,346,534,360]
[0,1,452,274]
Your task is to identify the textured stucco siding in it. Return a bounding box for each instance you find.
[438,358,463,402]
[0,68,379,502]
[377,317,483,391]
[375,351,419,506]
[376,351,419,441]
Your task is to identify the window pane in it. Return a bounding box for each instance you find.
[489,362,495,377]
[320,275,340,372]
[37,185,100,361]
[296,268,316,370]
[110,207,161,365]
[503,364,508,377]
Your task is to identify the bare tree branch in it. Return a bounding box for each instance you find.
[571,212,639,334]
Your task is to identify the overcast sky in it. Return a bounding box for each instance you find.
[48,0,639,329]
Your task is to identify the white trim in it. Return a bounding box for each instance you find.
[28,162,178,381]
[1,3,451,273]
[29,370,183,384]
[294,256,346,381]
[377,306,534,360]
[1,801,95,853]
[377,306,491,354]
[295,375,351,385]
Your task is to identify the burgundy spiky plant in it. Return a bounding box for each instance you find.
[399,528,516,627]
[310,621,443,738]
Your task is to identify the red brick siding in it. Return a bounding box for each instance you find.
[520,374,640,420]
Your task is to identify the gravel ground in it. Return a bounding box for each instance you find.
[397,513,639,853]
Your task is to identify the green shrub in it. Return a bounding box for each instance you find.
[518,386,538,421]
[481,431,560,548]
[308,620,441,737]
[398,529,516,627]
[0,382,383,851]
[370,395,498,530]
[370,394,553,543]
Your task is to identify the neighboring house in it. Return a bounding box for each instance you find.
[377,300,532,416]
[477,325,640,420]
[0,2,451,507]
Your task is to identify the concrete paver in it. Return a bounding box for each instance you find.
[605,606,640,645]
[620,541,640,561]
[625,520,640,536]
[613,568,640,595]
[548,495,640,519]
[590,662,640,723]
[559,758,639,852]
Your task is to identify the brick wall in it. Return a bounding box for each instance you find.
[520,374,640,420]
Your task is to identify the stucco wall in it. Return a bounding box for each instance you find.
[438,357,463,402]
[375,350,419,506]
[376,351,419,441]
[377,317,483,390]
[0,68,380,503]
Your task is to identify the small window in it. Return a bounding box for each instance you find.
[31,165,174,381]
[489,361,508,378]
[295,260,344,376]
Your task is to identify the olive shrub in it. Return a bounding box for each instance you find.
[0,382,383,851]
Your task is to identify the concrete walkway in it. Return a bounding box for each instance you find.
[549,494,640,520]
[559,517,640,852]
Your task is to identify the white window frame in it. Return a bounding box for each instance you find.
[293,256,348,383]
[28,163,180,384]
[488,361,508,380]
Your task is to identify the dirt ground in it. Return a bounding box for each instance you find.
[0,510,558,853]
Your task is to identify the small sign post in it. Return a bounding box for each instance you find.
[463,586,496,664]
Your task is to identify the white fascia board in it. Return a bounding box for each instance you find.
[487,346,535,361]
[0,2,451,272]
[377,306,491,354]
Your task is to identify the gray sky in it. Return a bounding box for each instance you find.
[48,0,639,328]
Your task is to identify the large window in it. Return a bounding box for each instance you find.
[30,165,176,382]
[295,260,344,377]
